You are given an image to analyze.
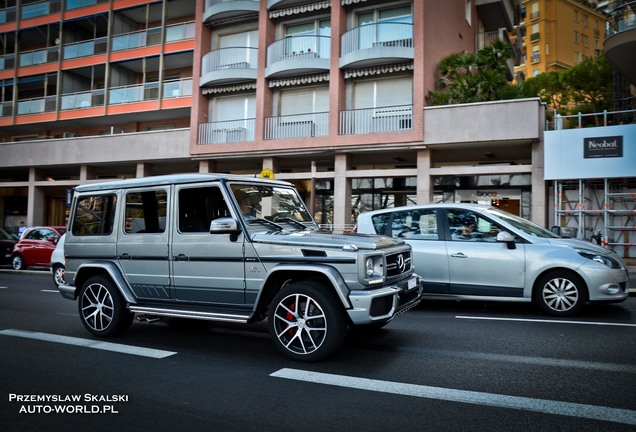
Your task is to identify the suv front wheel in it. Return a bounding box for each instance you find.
[78,276,134,337]
[268,281,346,362]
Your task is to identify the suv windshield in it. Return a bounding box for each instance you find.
[230,183,314,228]
[485,207,559,239]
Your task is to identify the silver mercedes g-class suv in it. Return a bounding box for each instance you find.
[59,174,422,361]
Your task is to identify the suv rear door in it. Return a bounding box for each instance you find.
[117,187,171,300]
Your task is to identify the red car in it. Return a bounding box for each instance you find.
[11,226,67,270]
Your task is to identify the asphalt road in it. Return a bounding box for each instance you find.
[1,270,635,432]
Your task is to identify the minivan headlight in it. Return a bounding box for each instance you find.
[577,250,619,268]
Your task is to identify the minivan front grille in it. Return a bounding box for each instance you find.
[386,251,412,277]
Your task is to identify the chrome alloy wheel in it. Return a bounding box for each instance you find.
[80,282,115,332]
[272,293,327,356]
[541,277,580,313]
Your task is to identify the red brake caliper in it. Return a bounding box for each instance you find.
[286,302,295,337]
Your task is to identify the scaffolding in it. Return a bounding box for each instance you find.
[554,178,636,258]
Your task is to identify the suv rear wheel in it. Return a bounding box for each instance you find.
[268,281,346,362]
[78,276,134,336]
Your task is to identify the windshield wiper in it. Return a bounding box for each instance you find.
[245,218,284,231]
[273,216,308,230]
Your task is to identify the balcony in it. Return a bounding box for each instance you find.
[267,0,315,10]
[19,46,59,67]
[265,35,330,78]
[604,1,636,85]
[63,37,108,60]
[201,47,258,86]
[339,104,413,135]
[111,22,195,52]
[203,0,259,25]
[0,53,16,71]
[475,0,515,32]
[0,6,16,25]
[20,0,62,20]
[340,23,413,69]
[198,118,256,144]
[264,112,329,140]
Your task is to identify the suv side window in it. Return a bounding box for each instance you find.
[124,190,167,234]
[71,194,117,235]
[370,213,391,236]
[178,186,229,233]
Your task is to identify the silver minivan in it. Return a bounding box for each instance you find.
[356,203,629,316]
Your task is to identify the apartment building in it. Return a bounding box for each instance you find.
[515,0,607,79]
[1,0,548,234]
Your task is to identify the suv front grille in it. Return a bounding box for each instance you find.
[386,251,412,277]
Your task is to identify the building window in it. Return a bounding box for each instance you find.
[530,2,539,20]
[574,52,581,64]
[284,19,331,58]
[574,31,579,44]
[573,10,579,23]
[531,45,540,63]
[465,0,472,26]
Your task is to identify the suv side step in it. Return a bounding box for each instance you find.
[129,305,251,323]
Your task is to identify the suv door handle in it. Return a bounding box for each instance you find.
[175,254,188,261]
[451,252,467,258]
[119,253,131,260]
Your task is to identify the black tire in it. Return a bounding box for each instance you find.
[52,264,64,287]
[11,254,25,270]
[534,271,587,316]
[78,275,134,337]
[268,281,347,362]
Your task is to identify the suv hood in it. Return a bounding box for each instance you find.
[251,230,404,250]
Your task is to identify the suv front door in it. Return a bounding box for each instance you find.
[171,184,246,304]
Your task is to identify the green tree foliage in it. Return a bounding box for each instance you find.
[520,54,613,121]
[426,40,521,105]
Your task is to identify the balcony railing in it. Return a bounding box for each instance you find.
[341,22,413,56]
[109,82,159,104]
[264,112,329,140]
[0,6,17,24]
[17,95,56,115]
[198,118,256,144]
[19,46,59,67]
[21,0,62,20]
[202,47,258,72]
[162,78,193,98]
[339,104,413,135]
[267,35,331,65]
[66,0,109,11]
[0,54,16,71]
[112,21,195,51]
[60,89,105,110]
[63,37,108,60]
[607,0,636,36]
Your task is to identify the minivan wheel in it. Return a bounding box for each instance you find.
[268,281,346,362]
[52,264,64,287]
[78,276,133,337]
[11,254,25,270]
[534,271,586,316]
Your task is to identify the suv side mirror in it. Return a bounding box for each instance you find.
[496,231,516,250]
[209,217,239,234]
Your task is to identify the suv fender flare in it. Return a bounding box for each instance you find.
[260,264,352,309]
[74,261,136,304]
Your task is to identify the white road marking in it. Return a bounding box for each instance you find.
[456,315,636,327]
[271,368,636,426]
[0,329,176,359]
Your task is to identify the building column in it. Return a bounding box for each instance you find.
[136,162,153,178]
[79,165,95,182]
[416,148,433,204]
[262,157,279,174]
[333,154,351,227]
[531,138,547,227]
[199,160,217,173]
[27,168,45,227]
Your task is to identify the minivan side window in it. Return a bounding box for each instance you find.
[178,186,230,233]
[447,209,501,242]
[391,209,439,240]
[71,195,117,235]
[124,190,167,234]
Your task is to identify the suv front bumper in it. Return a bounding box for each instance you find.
[347,274,423,325]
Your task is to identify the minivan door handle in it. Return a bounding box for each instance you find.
[450,252,467,258]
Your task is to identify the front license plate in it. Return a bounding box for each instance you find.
[407,277,417,290]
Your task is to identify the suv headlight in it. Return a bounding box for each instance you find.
[577,250,619,269]
[362,255,385,285]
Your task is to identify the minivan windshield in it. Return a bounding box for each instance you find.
[485,207,560,239]
[230,183,315,228]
